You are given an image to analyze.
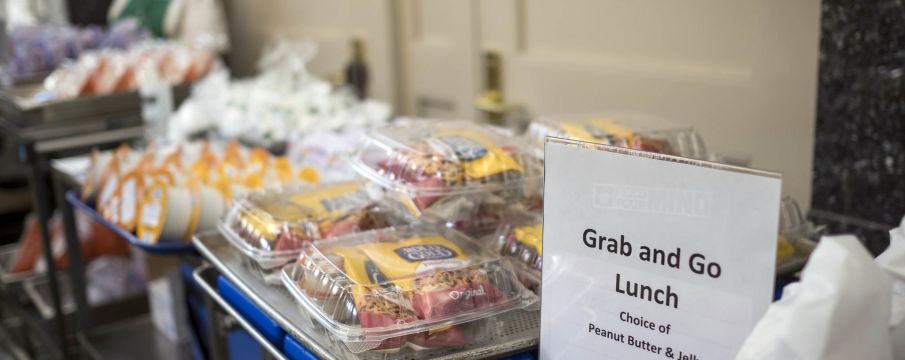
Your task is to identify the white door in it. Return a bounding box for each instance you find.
[395,0,481,119]
[398,0,821,208]
[225,0,399,105]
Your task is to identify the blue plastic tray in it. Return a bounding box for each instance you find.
[282,335,317,360]
[217,275,286,347]
[65,190,197,255]
[229,329,263,360]
[501,352,536,360]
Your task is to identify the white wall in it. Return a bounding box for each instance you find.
[223,0,398,105]
[225,0,822,208]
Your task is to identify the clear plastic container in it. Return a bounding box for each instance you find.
[420,191,537,239]
[291,305,494,355]
[776,196,816,269]
[490,212,543,293]
[220,181,400,284]
[349,120,544,219]
[527,112,710,160]
[281,224,538,353]
[779,196,808,240]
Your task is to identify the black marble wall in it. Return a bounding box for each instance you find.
[811,0,905,254]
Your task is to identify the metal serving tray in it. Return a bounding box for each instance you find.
[192,231,540,360]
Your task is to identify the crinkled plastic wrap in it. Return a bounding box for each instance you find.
[776,197,817,269]
[221,181,400,283]
[39,41,215,101]
[527,112,709,160]
[281,224,537,353]
[284,129,367,183]
[418,192,521,238]
[350,121,544,225]
[7,20,147,80]
[877,217,905,358]
[490,212,543,293]
[736,235,896,360]
[167,39,391,146]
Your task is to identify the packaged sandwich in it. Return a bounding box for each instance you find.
[221,181,399,283]
[495,223,542,272]
[350,121,543,218]
[282,224,537,353]
[527,112,709,160]
[491,213,543,293]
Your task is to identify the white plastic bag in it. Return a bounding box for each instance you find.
[877,217,905,358]
[166,37,390,144]
[736,235,894,360]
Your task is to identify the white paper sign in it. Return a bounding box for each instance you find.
[540,139,781,360]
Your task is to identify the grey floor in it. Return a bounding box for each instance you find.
[81,315,192,360]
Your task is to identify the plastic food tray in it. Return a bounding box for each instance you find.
[281,224,537,353]
[66,190,196,255]
[193,230,540,360]
[775,196,818,276]
[350,121,544,219]
[527,112,710,160]
[220,182,399,284]
[490,215,544,294]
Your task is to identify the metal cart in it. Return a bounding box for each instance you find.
[192,231,541,360]
[0,83,188,358]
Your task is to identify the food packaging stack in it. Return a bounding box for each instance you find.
[39,41,216,101]
[220,181,402,284]
[7,20,148,81]
[489,210,544,294]
[81,140,319,245]
[526,112,711,160]
[208,115,831,356]
[348,120,544,238]
[280,224,538,354]
[213,120,545,355]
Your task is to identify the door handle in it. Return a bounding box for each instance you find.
[475,51,523,126]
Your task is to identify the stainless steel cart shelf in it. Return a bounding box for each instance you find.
[193,231,540,360]
[22,273,148,323]
[78,315,192,360]
[0,244,42,286]
[193,264,288,360]
[0,83,188,131]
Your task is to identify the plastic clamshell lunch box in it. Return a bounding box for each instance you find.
[489,211,543,294]
[220,181,400,282]
[281,224,537,353]
[348,120,544,219]
[775,196,817,271]
[527,112,710,160]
